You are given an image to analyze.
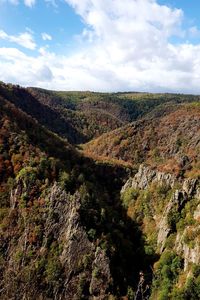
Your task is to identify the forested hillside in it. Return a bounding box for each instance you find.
[83,103,200,178]
[1,82,200,299]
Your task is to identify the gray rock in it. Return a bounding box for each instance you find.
[4,183,113,300]
[175,229,200,270]
[157,200,174,253]
[194,204,200,221]
[183,178,197,196]
[157,190,187,253]
[121,164,200,254]
[89,247,112,298]
[121,164,175,193]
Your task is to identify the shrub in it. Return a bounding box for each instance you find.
[127,286,134,300]
[167,207,180,232]
[77,273,87,297]
[16,166,37,189]
[121,187,139,208]
[152,251,183,299]
[59,171,72,191]
[45,258,62,283]
[87,228,96,240]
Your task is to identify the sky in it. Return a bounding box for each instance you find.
[1,0,200,93]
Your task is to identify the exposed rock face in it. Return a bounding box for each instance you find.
[121,165,200,255]
[42,184,94,299]
[10,182,22,208]
[121,164,175,193]
[121,165,176,253]
[194,204,200,221]
[157,200,174,253]
[182,178,197,196]
[89,247,112,298]
[174,185,200,270]
[175,230,200,271]
[2,183,113,300]
[157,190,187,253]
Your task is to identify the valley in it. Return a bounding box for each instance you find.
[0,82,200,299]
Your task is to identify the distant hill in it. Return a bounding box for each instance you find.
[28,86,200,143]
[1,82,199,144]
[83,103,200,177]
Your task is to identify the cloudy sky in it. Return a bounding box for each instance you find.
[0,0,200,93]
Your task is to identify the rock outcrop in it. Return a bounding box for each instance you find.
[121,164,176,192]
[175,230,200,271]
[2,183,113,300]
[121,164,200,255]
[157,190,187,253]
[89,247,112,298]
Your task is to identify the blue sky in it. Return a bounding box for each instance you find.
[159,0,200,21]
[0,1,84,54]
[159,0,200,42]
[1,0,200,93]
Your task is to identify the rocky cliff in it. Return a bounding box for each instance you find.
[1,183,112,300]
[121,164,200,298]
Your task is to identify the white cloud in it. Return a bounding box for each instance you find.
[0,47,54,85]
[0,29,36,49]
[38,46,49,55]
[45,0,57,7]
[0,0,35,6]
[41,32,52,41]
[24,0,36,7]
[1,0,55,7]
[0,0,19,5]
[188,26,200,38]
[1,0,200,93]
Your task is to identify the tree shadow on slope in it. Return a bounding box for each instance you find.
[78,161,159,297]
[0,96,80,164]
[0,84,86,144]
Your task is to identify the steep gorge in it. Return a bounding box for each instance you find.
[1,82,200,299]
